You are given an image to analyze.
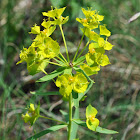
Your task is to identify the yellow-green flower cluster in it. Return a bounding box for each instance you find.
[76,8,104,29]
[17,7,69,75]
[77,8,114,76]
[22,103,40,126]
[55,72,89,99]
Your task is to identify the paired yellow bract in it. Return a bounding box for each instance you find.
[86,104,99,131]
[56,72,89,99]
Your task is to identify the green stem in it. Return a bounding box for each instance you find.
[59,25,70,62]
[41,69,47,75]
[47,61,63,67]
[55,56,65,64]
[77,41,90,59]
[59,53,68,64]
[39,115,67,125]
[68,93,72,140]
[73,29,85,62]
[53,57,66,66]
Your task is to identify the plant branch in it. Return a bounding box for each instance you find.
[59,25,70,62]
[73,29,85,62]
[77,41,90,59]
[47,61,63,67]
[58,53,68,64]
[39,115,67,125]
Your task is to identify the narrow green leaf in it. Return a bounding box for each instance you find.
[73,119,86,127]
[30,91,60,96]
[80,95,87,101]
[73,120,118,134]
[96,126,118,134]
[72,91,79,108]
[37,67,66,82]
[27,125,67,140]
[73,55,85,66]
[71,96,79,140]
[63,67,72,74]
[60,110,69,122]
[54,58,65,65]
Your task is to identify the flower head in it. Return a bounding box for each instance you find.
[55,72,89,99]
[22,103,40,126]
[76,8,104,29]
[42,7,69,25]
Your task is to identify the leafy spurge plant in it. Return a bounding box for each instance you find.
[18,7,118,140]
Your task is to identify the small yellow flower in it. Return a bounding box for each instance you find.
[82,18,88,23]
[68,76,75,84]
[22,113,30,123]
[76,8,104,29]
[22,103,40,126]
[28,103,35,113]
[89,48,96,54]
[30,24,40,34]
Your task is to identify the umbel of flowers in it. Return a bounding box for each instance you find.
[17,7,117,140]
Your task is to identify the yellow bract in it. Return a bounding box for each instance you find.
[56,74,73,99]
[76,8,104,30]
[100,25,111,37]
[98,37,105,47]
[38,37,60,59]
[30,24,40,34]
[73,72,89,93]
[98,37,114,50]
[17,44,49,75]
[86,104,99,131]
[42,7,66,19]
[80,63,100,76]
[82,8,95,18]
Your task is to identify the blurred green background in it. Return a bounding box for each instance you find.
[0,0,140,140]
